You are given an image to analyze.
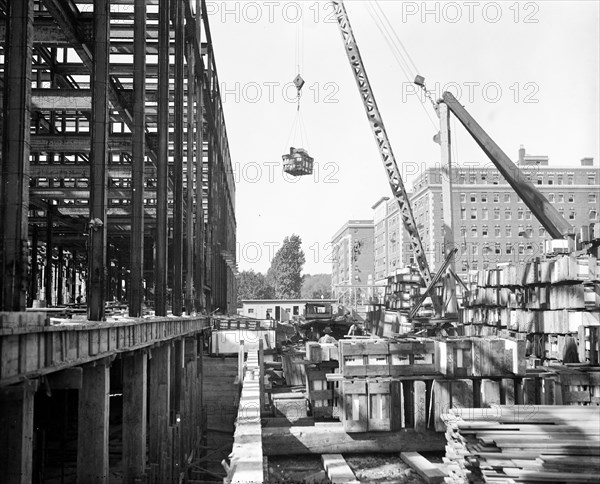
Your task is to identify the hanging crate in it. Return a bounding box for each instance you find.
[282,147,313,176]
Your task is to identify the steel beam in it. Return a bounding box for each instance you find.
[442,92,573,238]
[155,0,170,316]
[0,0,33,311]
[87,0,110,322]
[129,0,147,318]
[172,0,185,316]
[185,40,195,315]
[194,0,205,312]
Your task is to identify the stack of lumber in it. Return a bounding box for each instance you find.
[460,255,600,366]
[442,405,600,483]
[281,350,306,386]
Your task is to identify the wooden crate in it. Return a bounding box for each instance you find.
[367,379,402,432]
[578,325,600,365]
[305,367,335,418]
[341,379,368,432]
[389,340,436,376]
[339,339,389,378]
[436,340,472,377]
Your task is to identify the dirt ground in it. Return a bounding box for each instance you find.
[267,452,443,483]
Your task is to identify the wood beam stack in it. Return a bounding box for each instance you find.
[443,406,600,483]
[460,255,600,366]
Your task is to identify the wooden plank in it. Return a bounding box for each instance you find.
[400,452,445,483]
[262,423,446,455]
[321,454,359,484]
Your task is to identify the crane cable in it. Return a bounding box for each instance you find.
[285,11,310,152]
[366,0,439,131]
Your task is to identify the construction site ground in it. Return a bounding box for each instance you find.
[267,452,443,483]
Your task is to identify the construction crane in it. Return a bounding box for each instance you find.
[330,1,441,315]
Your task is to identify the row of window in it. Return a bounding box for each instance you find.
[460,207,596,221]
[452,172,596,186]
[459,192,597,204]
[460,225,544,238]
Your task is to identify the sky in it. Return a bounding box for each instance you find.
[205,0,600,275]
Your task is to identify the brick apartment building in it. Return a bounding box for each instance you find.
[370,147,599,282]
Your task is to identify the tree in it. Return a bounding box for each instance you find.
[267,234,306,299]
[301,273,332,299]
[236,270,273,306]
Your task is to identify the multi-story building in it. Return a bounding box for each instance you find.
[330,220,375,305]
[409,146,599,276]
[372,197,412,282]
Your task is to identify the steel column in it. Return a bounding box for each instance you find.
[129,0,147,318]
[87,0,110,321]
[44,209,53,306]
[57,246,64,305]
[172,0,185,316]
[0,0,34,311]
[155,0,170,316]
[28,225,38,307]
[185,41,196,315]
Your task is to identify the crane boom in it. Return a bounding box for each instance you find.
[442,92,573,239]
[331,0,434,290]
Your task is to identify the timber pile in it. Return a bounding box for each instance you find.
[460,255,600,365]
[281,350,307,386]
[442,406,600,483]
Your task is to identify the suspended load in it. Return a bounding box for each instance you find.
[281,70,313,176]
[282,147,314,177]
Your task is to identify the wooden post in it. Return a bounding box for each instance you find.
[258,339,265,411]
[77,361,110,483]
[148,344,171,473]
[0,380,38,484]
[122,351,147,483]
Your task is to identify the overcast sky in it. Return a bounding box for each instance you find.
[206,0,600,275]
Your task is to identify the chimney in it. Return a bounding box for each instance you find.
[581,157,594,166]
[518,145,525,164]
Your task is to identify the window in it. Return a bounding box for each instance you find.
[547,177,553,185]
[495,226,501,237]
[518,245,525,255]
[460,193,466,203]
[482,226,489,237]
[470,208,477,220]
[517,210,524,220]
[293,305,299,315]
[539,227,545,236]
[494,209,500,220]
[568,211,575,220]
[481,193,488,203]
[471,227,478,237]
[591,210,598,220]
[568,193,574,203]
[460,208,466,220]
[460,226,467,237]
[567,175,574,185]
[505,210,511,220]
[504,194,511,203]
[493,193,500,203]
[506,243,513,254]
[525,210,532,220]
[526,227,533,238]
[506,226,512,237]
[517,196,523,203]
[459,174,466,184]
[589,175,596,185]
[469,174,476,184]
[589,193,597,203]
[472,245,479,255]
[558,193,564,203]
[482,208,488,220]
[248,308,254,314]
[495,245,502,255]
[537,176,543,185]
[548,193,555,203]
[557,175,563,185]
[470,193,476,202]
